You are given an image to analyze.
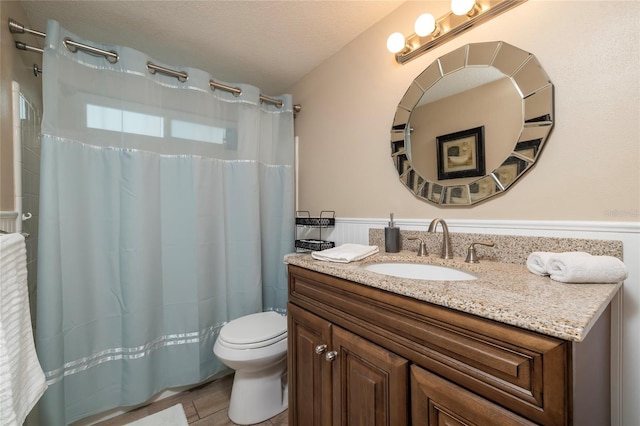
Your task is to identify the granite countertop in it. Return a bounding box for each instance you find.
[285,251,622,342]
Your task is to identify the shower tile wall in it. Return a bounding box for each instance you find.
[20,92,41,327]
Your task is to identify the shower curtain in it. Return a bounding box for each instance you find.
[36,20,294,425]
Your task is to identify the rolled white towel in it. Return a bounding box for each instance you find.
[527,251,591,276]
[311,244,379,263]
[526,252,556,275]
[548,255,628,284]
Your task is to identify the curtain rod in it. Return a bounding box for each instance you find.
[9,18,301,113]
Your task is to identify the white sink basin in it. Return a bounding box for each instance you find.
[364,262,477,281]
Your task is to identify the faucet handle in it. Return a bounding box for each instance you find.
[408,237,428,257]
[465,241,495,263]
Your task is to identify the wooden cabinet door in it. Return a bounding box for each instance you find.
[410,365,536,426]
[332,326,409,426]
[288,303,333,426]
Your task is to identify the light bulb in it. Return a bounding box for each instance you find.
[414,14,436,37]
[386,32,406,54]
[451,0,476,15]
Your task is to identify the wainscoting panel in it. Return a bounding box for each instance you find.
[0,211,18,233]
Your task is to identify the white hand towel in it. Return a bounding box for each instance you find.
[526,251,591,276]
[548,254,628,284]
[0,234,48,426]
[311,244,379,263]
[526,252,556,275]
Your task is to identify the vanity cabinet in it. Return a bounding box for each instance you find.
[287,264,611,426]
[411,366,534,425]
[288,302,408,425]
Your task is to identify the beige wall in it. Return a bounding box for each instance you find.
[0,1,43,211]
[290,0,640,222]
[410,77,521,183]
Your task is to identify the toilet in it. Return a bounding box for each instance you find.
[213,311,288,425]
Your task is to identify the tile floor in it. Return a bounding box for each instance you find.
[94,375,288,426]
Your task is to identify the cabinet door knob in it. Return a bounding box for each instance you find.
[325,351,338,362]
[315,344,327,355]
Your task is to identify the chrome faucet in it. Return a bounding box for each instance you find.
[428,218,453,259]
[408,237,428,256]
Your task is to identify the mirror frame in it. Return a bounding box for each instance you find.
[391,41,554,206]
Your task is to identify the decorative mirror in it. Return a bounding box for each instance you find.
[391,41,554,206]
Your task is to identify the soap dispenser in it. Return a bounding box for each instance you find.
[384,213,400,253]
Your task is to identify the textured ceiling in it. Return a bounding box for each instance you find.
[18,0,405,94]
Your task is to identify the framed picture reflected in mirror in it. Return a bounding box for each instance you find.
[436,126,485,180]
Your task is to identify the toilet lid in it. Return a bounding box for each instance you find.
[219,311,287,349]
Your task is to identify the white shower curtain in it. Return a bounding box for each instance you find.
[36,20,294,424]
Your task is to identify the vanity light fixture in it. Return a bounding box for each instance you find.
[387,0,527,64]
[386,32,407,54]
[414,13,439,37]
[451,0,480,16]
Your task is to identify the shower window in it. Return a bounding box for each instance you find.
[86,103,231,145]
[87,104,164,137]
[170,119,226,145]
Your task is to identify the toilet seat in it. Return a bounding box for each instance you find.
[218,311,287,350]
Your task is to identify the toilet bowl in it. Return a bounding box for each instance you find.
[213,311,288,425]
